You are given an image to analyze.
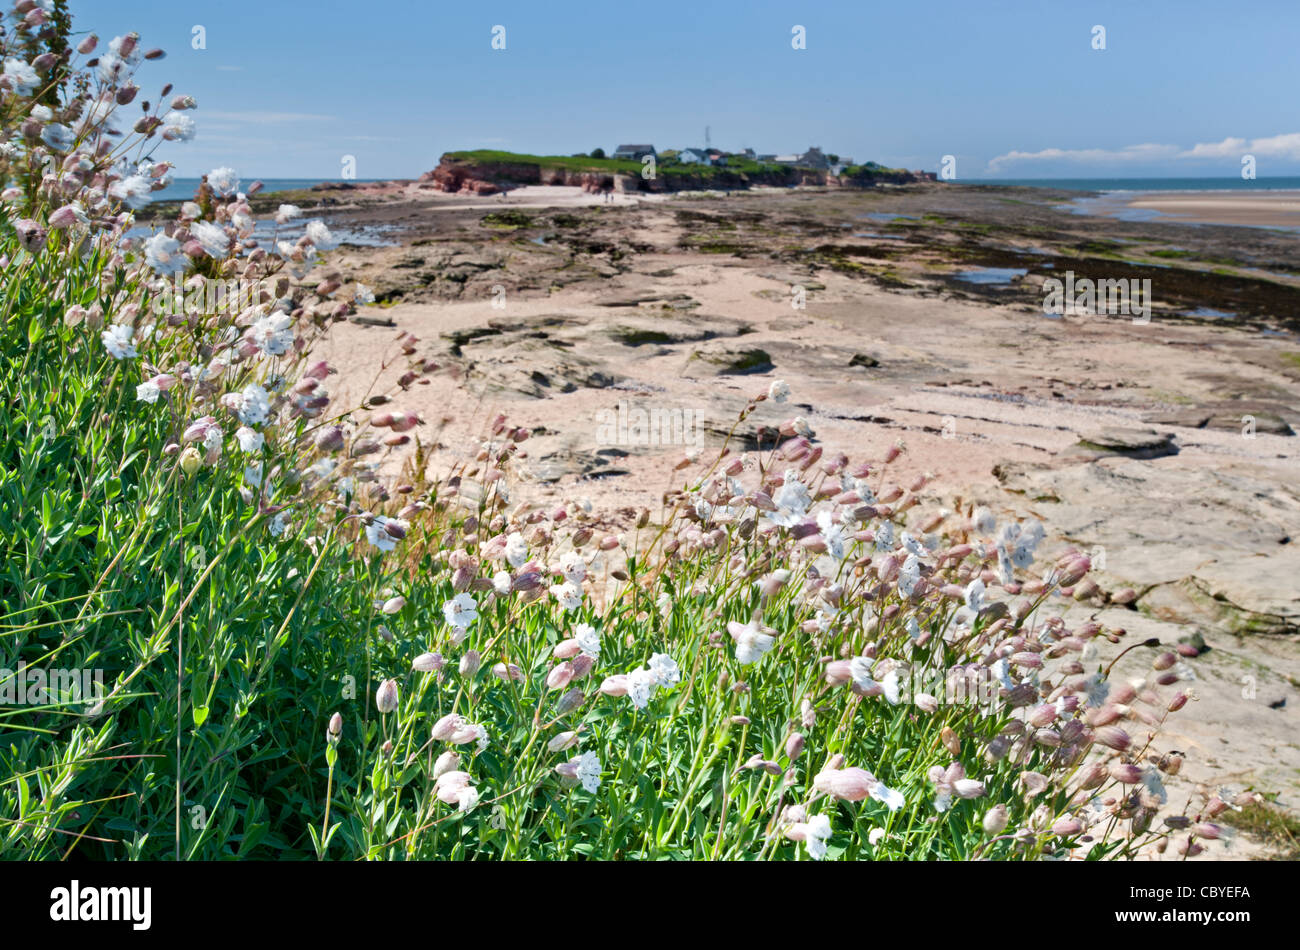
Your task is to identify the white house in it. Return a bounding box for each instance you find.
[678,148,711,165]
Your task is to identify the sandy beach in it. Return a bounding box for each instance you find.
[1095,190,1300,228]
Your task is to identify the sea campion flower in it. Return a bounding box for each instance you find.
[143,231,186,274]
[574,750,601,793]
[108,174,152,210]
[559,551,587,584]
[574,623,600,659]
[648,652,680,689]
[626,667,656,710]
[161,111,196,141]
[101,323,137,359]
[189,220,230,258]
[207,166,240,197]
[2,57,39,95]
[276,203,302,224]
[305,220,339,250]
[728,619,775,665]
[364,514,407,552]
[443,592,478,630]
[549,581,582,612]
[768,379,790,403]
[235,426,264,453]
[248,311,295,355]
[504,531,528,567]
[236,383,271,426]
[768,469,811,527]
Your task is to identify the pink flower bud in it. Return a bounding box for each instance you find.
[546,661,575,690]
[459,650,481,677]
[1093,725,1132,752]
[412,652,443,673]
[599,674,629,697]
[431,712,464,741]
[374,678,398,714]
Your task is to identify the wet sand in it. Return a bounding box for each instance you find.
[1118,190,1300,228]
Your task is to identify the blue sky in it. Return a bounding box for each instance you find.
[71,0,1300,180]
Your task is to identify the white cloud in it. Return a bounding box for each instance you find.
[985,132,1300,173]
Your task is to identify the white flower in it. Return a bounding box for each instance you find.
[559,551,587,584]
[269,511,290,537]
[804,814,832,860]
[906,617,921,640]
[881,669,902,705]
[354,282,375,304]
[492,570,511,596]
[305,219,339,250]
[249,311,295,355]
[898,555,921,597]
[991,657,1016,691]
[237,383,271,426]
[964,578,986,613]
[143,231,186,275]
[162,111,196,141]
[504,531,528,568]
[189,220,230,259]
[108,174,152,210]
[244,462,263,488]
[1082,672,1109,707]
[730,620,775,665]
[40,123,74,152]
[874,521,895,551]
[235,426,264,453]
[817,509,848,560]
[627,667,656,710]
[849,656,876,692]
[364,514,406,552]
[973,506,996,534]
[768,379,790,403]
[648,652,680,689]
[769,469,811,527]
[275,204,302,225]
[871,783,905,812]
[101,324,136,359]
[443,592,478,629]
[135,379,160,403]
[575,751,601,794]
[207,166,240,197]
[3,58,39,94]
[997,545,1015,585]
[457,785,479,812]
[901,531,926,557]
[574,623,600,659]
[549,581,583,612]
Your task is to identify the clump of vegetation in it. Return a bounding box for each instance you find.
[0,5,1217,861]
[481,210,533,230]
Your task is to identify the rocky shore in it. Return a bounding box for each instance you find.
[300,180,1300,856]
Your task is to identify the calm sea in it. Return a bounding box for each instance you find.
[155,178,387,202]
[963,176,1300,193]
